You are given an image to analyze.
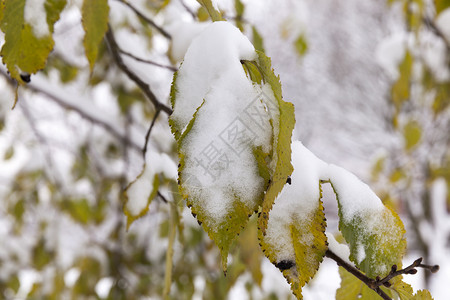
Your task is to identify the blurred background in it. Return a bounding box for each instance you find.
[0,0,449,299]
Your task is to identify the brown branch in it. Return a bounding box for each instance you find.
[325,250,439,300]
[114,0,171,39]
[119,49,177,72]
[0,69,143,152]
[178,0,197,19]
[142,109,161,159]
[423,16,450,53]
[105,27,173,115]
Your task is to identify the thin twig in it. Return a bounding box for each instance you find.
[114,0,172,39]
[326,250,439,300]
[0,69,143,152]
[423,16,450,53]
[157,191,169,203]
[143,109,161,160]
[119,49,177,72]
[105,27,173,115]
[325,250,392,300]
[178,0,197,19]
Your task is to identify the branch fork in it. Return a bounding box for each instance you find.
[326,250,439,300]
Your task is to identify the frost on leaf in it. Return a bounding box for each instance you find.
[0,0,66,83]
[170,22,287,270]
[261,141,327,298]
[327,165,406,278]
[266,142,406,298]
[124,151,177,229]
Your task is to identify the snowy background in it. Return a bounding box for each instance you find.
[0,0,449,299]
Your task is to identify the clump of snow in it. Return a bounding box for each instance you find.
[436,8,450,42]
[173,22,275,224]
[375,33,407,79]
[126,151,177,216]
[264,141,388,265]
[326,232,352,266]
[165,21,210,62]
[24,0,50,38]
[265,141,326,261]
[324,164,384,221]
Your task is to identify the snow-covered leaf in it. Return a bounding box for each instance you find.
[81,0,109,72]
[171,22,277,270]
[257,50,295,236]
[0,0,65,83]
[330,168,407,278]
[124,152,177,229]
[260,141,326,298]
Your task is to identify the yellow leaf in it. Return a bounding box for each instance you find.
[391,51,412,114]
[197,0,224,21]
[336,267,392,300]
[1,0,55,83]
[82,0,109,72]
[403,120,421,150]
[256,50,295,236]
[413,290,434,300]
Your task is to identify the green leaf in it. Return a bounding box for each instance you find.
[390,278,415,300]
[234,0,244,31]
[413,290,434,299]
[45,0,67,32]
[177,100,265,271]
[0,0,57,83]
[0,1,4,23]
[294,34,308,57]
[197,0,224,21]
[81,0,109,72]
[435,0,450,15]
[391,51,412,116]
[338,206,406,278]
[403,120,421,150]
[336,267,392,300]
[61,198,92,225]
[33,238,53,270]
[124,170,160,230]
[256,50,295,236]
[251,26,265,52]
[289,202,327,298]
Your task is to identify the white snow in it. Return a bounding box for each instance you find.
[172,21,274,224]
[166,21,210,62]
[265,141,327,261]
[24,0,50,38]
[375,33,407,79]
[436,8,450,42]
[324,164,384,221]
[125,150,177,217]
[326,232,352,266]
[264,141,386,266]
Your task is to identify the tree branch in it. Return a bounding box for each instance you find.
[325,250,439,300]
[105,27,173,115]
[114,0,172,39]
[118,48,177,72]
[0,69,143,152]
[142,109,161,160]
